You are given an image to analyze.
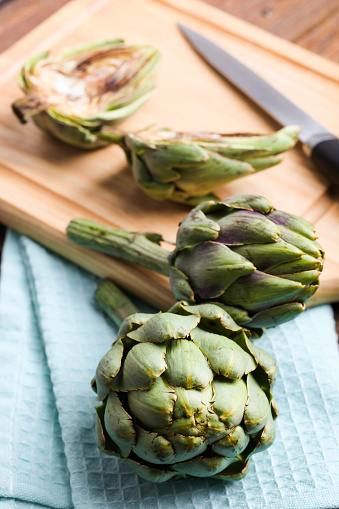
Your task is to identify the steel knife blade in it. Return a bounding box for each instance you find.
[178,23,339,185]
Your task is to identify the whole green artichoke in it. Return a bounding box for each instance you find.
[104,125,299,205]
[12,40,160,149]
[170,195,324,329]
[94,301,278,482]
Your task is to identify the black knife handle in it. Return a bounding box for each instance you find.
[311,138,339,186]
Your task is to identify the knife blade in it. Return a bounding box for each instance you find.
[178,23,339,186]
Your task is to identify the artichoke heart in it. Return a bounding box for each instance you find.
[12,40,160,148]
[94,301,278,482]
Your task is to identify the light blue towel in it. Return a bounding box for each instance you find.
[0,229,338,509]
[0,231,72,509]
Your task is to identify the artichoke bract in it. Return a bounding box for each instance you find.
[105,125,299,204]
[12,40,160,149]
[170,195,324,329]
[93,301,278,482]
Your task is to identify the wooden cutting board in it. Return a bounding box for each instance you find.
[0,0,338,310]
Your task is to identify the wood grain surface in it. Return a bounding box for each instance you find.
[0,0,338,332]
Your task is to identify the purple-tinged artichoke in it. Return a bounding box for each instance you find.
[67,194,324,331]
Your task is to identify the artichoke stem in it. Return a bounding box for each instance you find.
[95,279,139,326]
[12,95,48,124]
[67,218,171,276]
[98,129,126,147]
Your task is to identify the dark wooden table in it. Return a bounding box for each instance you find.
[1,0,338,334]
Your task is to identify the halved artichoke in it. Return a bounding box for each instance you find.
[12,40,160,149]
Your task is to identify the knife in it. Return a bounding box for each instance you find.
[178,23,339,186]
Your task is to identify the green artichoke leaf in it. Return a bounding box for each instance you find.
[246,156,281,171]
[165,339,213,389]
[216,209,281,245]
[277,225,323,258]
[168,268,195,302]
[220,194,274,214]
[266,254,322,275]
[194,199,228,215]
[131,150,176,200]
[175,209,220,250]
[139,181,177,202]
[117,313,155,340]
[169,434,208,462]
[244,373,270,434]
[119,341,167,390]
[127,312,200,343]
[104,391,135,458]
[213,459,249,480]
[247,302,305,329]
[205,126,298,159]
[202,142,269,159]
[127,376,176,429]
[126,458,178,482]
[172,454,238,477]
[211,377,248,428]
[212,425,250,457]
[97,91,155,121]
[231,239,304,272]
[215,304,252,327]
[33,112,102,149]
[133,425,176,464]
[281,270,322,285]
[132,145,180,184]
[174,242,255,300]
[204,412,231,443]
[288,283,319,303]
[157,415,200,437]
[190,327,256,378]
[243,340,277,385]
[173,385,213,419]
[167,300,200,316]
[95,404,121,457]
[141,142,208,180]
[95,340,124,399]
[48,108,101,128]
[242,409,276,464]
[184,302,243,335]
[176,153,255,194]
[268,209,316,240]
[253,409,276,454]
[221,270,304,312]
[19,51,49,89]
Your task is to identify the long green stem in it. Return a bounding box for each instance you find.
[95,279,139,326]
[67,218,171,276]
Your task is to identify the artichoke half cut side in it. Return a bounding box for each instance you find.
[12,40,161,149]
[93,300,278,483]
